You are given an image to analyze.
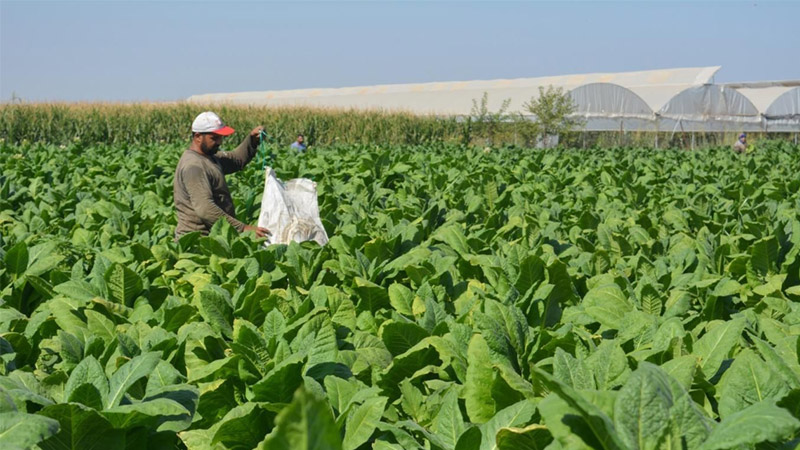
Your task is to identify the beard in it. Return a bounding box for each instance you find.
[200,141,220,156]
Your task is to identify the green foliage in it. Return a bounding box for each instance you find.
[469,91,512,146]
[1,139,800,449]
[0,103,466,147]
[522,85,581,147]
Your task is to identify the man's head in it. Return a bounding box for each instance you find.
[191,112,234,156]
[296,134,305,144]
[739,133,747,143]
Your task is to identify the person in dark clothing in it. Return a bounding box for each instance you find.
[733,133,747,154]
[173,111,270,239]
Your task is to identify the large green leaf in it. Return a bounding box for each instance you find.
[465,334,496,423]
[195,284,234,339]
[324,376,359,415]
[749,236,778,278]
[104,262,143,305]
[307,321,339,368]
[751,335,800,389]
[54,280,100,302]
[542,260,573,327]
[514,254,546,298]
[692,318,745,379]
[582,284,633,330]
[145,360,184,395]
[231,319,271,376]
[431,388,466,450]
[534,368,625,450]
[495,424,553,450]
[0,411,59,450]
[251,354,306,403]
[4,242,28,276]
[381,321,430,356]
[342,396,387,450]
[63,356,108,406]
[377,340,440,398]
[613,363,673,450]
[697,401,800,450]
[432,225,473,258]
[352,331,393,371]
[478,400,539,450]
[38,403,124,450]
[716,349,790,418]
[353,277,390,312]
[388,283,414,316]
[26,242,64,277]
[102,397,191,432]
[537,394,598,450]
[585,340,629,390]
[259,387,343,450]
[212,402,275,450]
[106,351,161,409]
[553,347,594,390]
[638,283,662,316]
[84,310,116,343]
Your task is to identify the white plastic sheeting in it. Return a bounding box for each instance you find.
[570,83,652,119]
[659,85,759,120]
[652,85,763,132]
[734,87,793,113]
[188,66,800,132]
[758,88,800,132]
[188,67,719,117]
[765,87,800,119]
[625,85,694,114]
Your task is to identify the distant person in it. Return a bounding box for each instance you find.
[291,134,307,152]
[733,133,747,154]
[173,111,270,239]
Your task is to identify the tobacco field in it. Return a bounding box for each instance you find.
[2,139,800,449]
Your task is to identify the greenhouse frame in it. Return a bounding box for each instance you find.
[188,67,800,133]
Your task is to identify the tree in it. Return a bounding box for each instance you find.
[523,85,581,148]
[470,92,512,146]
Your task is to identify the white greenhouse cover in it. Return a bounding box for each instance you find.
[569,83,652,118]
[187,67,799,132]
[188,67,719,117]
[765,87,800,119]
[733,87,794,113]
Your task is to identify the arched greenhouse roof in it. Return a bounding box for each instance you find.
[764,87,800,119]
[569,83,653,118]
[733,86,794,113]
[658,85,759,120]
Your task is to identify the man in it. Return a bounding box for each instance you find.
[173,111,270,239]
[733,133,747,154]
[290,134,307,152]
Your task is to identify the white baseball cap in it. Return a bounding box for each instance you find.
[191,111,234,136]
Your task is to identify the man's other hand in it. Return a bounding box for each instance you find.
[243,225,271,238]
[250,126,265,147]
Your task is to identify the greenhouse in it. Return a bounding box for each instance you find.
[187,67,800,133]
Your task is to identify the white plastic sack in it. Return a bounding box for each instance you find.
[257,167,329,246]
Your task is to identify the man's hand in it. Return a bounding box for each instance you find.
[243,225,271,238]
[250,126,265,148]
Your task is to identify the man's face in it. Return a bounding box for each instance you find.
[740,136,746,143]
[297,136,304,144]
[198,133,223,155]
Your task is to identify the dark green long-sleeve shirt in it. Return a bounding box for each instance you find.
[173,136,258,238]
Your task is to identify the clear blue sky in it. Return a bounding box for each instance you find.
[1,1,798,102]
